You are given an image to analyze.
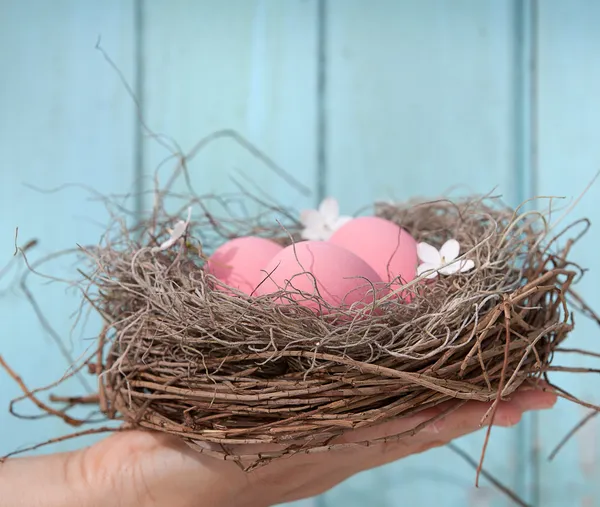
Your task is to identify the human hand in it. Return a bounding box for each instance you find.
[54,386,555,507]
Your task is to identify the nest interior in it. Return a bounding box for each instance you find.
[84,194,583,468]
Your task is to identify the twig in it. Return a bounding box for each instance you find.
[49,394,100,405]
[447,443,531,507]
[476,301,512,486]
[555,347,600,359]
[0,426,120,462]
[0,355,85,427]
[548,410,599,461]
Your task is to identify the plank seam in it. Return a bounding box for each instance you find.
[133,0,145,218]
[316,0,328,205]
[513,0,540,504]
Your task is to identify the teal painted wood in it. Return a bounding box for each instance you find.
[325,0,521,207]
[140,0,318,217]
[139,2,319,506]
[321,1,527,506]
[534,1,600,505]
[0,0,136,455]
[1,1,600,506]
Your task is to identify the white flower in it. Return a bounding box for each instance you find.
[300,197,352,241]
[417,239,475,279]
[152,207,192,252]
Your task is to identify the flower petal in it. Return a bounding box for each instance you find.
[322,229,335,240]
[438,261,461,275]
[171,220,187,237]
[417,262,439,279]
[332,215,352,231]
[459,259,475,272]
[439,259,474,276]
[300,209,320,228]
[417,242,441,264]
[301,226,328,241]
[152,235,177,252]
[318,197,340,221]
[440,239,460,262]
[152,208,192,253]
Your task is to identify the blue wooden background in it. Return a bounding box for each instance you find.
[1,1,599,506]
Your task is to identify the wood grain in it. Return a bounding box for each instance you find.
[0,0,136,454]
[321,1,523,506]
[1,1,599,506]
[534,1,600,505]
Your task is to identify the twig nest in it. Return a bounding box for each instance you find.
[89,195,581,469]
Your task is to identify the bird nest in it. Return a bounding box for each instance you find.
[70,190,590,469]
[2,184,597,475]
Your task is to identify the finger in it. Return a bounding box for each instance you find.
[423,388,557,437]
[263,390,558,503]
[335,384,557,446]
[499,386,557,420]
[333,388,556,471]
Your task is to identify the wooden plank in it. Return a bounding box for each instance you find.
[140,2,319,506]
[323,1,523,506]
[142,0,318,218]
[326,0,520,210]
[0,0,136,454]
[534,1,600,505]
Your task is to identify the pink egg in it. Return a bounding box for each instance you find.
[255,241,385,312]
[205,236,283,295]
[329,216,418,295]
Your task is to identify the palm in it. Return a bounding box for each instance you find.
[82,389,555,507]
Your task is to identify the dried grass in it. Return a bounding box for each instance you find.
[56,188,593,472]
